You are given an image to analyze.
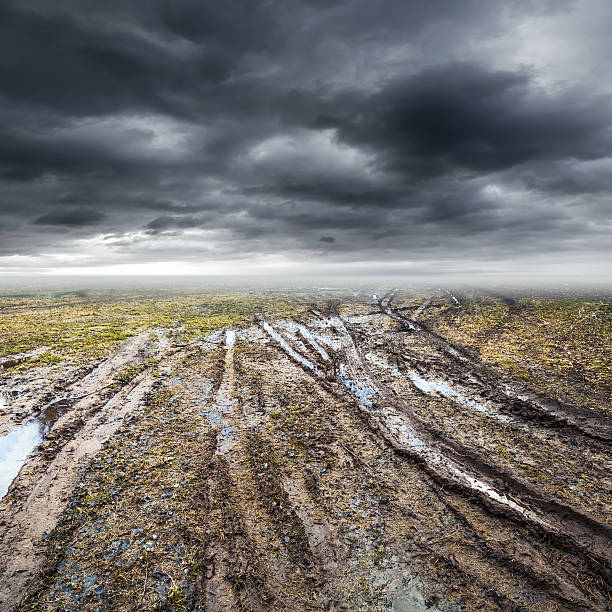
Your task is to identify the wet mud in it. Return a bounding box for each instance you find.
[0,291,610,610]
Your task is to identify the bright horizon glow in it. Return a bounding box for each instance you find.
[1,253,610,287]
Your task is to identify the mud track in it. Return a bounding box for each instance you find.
[1,294,610,610]
[0,332,177,606]
[265,312,610,553]
[379,290,612,442]
[257,305,611,609]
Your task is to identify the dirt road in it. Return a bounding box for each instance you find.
[0,291,610,610]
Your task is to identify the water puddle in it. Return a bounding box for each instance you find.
[0,398,73,499]
[406,370,512,423]
[279,321,331,360]
[261,322,319,374]
[337,364,375,407]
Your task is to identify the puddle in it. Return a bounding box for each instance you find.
[337,364,375,407]
[261,322,319,374]
[0,398,73,499]
[365,353,511,424]
[405,370,512,423]
[279,321,331,360]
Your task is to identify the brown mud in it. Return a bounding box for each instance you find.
[0,290,610,610]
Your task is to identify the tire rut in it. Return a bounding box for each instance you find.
[0,333,177,608]
[260,308,611,604]
[381,290,612,442]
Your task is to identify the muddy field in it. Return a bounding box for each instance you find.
[0,288,610,611]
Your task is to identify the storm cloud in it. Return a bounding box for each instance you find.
[0,0,610,279]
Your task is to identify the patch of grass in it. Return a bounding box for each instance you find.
[424,294,612,416]
[0,291,300,372]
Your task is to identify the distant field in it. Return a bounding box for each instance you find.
[0,288,610,610]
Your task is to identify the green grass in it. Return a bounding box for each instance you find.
[0,291,299,368]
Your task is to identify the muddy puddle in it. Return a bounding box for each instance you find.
[262,321,320,374]
[0,397,73,498]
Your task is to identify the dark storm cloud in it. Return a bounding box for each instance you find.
[0,0,610,275]
[321,64,612,175]
[146,215,205,231]
[33,208,106,227]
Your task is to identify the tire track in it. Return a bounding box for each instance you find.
[380,290,612,442]
[0,333,177,608]
[261,312,612,577]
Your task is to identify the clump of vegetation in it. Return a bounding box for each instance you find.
[19,375,218,611]
[422,293,612,415]
[0,290,298,371]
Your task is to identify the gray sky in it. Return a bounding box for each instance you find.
[0,0,611,281]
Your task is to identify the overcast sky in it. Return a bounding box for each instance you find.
[0,0,610,281]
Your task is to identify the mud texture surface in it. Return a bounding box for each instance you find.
[0,288,610,611]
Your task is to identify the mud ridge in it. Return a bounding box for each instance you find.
[262,310,612,575]
[0,332,178,608]
[432,488,610,609]
[380,290,612,442]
